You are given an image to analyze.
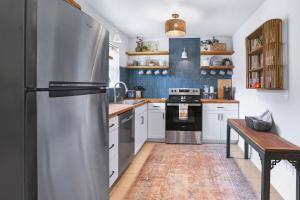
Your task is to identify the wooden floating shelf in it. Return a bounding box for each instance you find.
[201,50,235,56]
[126,66,170,69]
[126,51,169,56]
[201,66,235,70]
[248,67,264,72]
[248,46,263,55]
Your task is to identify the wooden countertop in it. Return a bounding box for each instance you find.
[109,98,238,118]
[201,99,239,104]
[109,98,166,118]
[128,98,167,103]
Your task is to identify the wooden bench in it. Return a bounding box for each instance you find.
[226,119,300,200]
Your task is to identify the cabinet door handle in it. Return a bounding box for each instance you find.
[121,115,133,124]
[221,114,224,121]
[141,116,144,125]
[109,144,115,150]
[152,106,160,108]
[109,171,115,178]
[218,114,220,120]
[163,113,165,119]
[109,123,115,128]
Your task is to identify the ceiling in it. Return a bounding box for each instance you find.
[85,0,265,38]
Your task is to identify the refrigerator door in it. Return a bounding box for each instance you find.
[33,0,109,89]
[36,91,108,200]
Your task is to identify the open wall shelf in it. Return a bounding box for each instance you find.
[126,66,170,69]
[201,50,235,56]
[200,66,235,70]
[126,51,169,56]
[246,19,283,90]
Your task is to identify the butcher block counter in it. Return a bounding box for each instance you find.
[201,99,239,104]
[109,98,166,118]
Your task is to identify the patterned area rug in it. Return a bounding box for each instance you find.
[124,144,258,200]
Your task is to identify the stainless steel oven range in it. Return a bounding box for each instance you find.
[165,88,202,144]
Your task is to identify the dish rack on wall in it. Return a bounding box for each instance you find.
[246,19,283,90]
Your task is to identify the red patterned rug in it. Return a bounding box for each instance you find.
[124,144,258,200]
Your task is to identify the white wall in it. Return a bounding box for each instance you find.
[232,0,300,199]
[75,0,129,67]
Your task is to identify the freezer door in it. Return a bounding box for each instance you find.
[37,91,108,200]
[34,0,109,88]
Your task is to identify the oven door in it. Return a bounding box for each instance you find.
[166,103,202,131]
[166,103,202,144]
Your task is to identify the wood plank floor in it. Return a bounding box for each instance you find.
[110,142,283,200]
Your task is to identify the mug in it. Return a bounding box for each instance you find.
[146,70,152,75]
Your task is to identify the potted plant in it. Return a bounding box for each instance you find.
[135,37,149,52]
[201,37,219,51]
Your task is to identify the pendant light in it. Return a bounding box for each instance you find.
[181,48,188,59]
[165,13,186,37]
[113,30,122,43]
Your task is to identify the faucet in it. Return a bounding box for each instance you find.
[113,81,128,103]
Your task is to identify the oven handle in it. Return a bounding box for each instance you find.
[166,103,202,107]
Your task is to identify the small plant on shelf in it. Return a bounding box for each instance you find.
[135,37,149,52]
[200,36,219,51]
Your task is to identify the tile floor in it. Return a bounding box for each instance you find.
[110,142,283,200]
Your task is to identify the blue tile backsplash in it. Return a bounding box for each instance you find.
[120,38,232,98]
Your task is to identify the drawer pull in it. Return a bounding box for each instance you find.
[109,171,115,178]
[109,144,115,150]
[109,123,115,128]
[152,106,160,107]
[217,107,224,109]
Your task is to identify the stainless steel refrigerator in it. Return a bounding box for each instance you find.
[0,0,109,199]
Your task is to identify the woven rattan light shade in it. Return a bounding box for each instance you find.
[165,14,186,37]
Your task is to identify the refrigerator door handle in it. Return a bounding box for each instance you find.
[44,82,108,98]
[49,81,107,88]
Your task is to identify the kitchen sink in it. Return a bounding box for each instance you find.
[114,99,145,105]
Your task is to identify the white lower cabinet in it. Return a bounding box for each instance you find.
[147,103,165,140]
[134,105,148,154]
[202,103,239,143]
[109,116,118,188]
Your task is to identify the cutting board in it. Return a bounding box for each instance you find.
[218,79,232,99]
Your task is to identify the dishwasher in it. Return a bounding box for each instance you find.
[118,110,135,175]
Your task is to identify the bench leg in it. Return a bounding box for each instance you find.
[244,141,249,159]
[261,155,271,200]
[296,160,300,200]
[226,125,231,158]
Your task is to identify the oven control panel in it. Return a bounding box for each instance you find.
[169,88,200,96]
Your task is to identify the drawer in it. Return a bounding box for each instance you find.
[135,104,147,116]
[109,155,118,188]
[148,103,165,110]
[109,116,118,131]
[203,103,239,111]
[109,129,118,160]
